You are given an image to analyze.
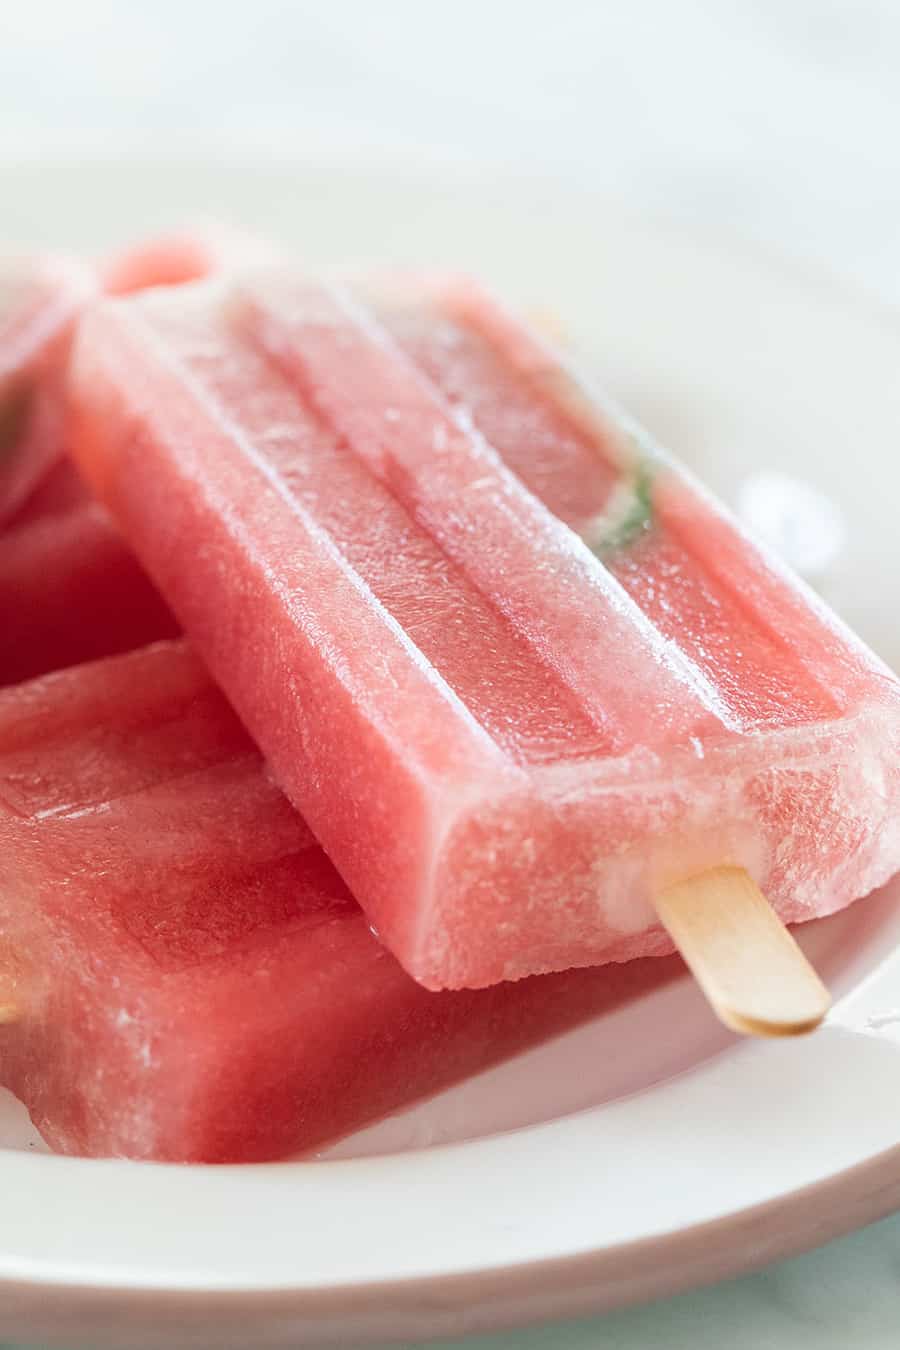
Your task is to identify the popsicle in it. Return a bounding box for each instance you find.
[68,272,900,997]
[0,253,95,524]
[0,640,669,1162]
[0,480,179,687]
[102,223,275,296]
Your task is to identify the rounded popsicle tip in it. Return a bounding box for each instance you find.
[715,995,831,1040]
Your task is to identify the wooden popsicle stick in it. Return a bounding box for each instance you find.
[0,1003,17,1025]
[654,866,830,1037]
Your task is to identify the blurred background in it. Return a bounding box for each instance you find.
[2,0,900,304]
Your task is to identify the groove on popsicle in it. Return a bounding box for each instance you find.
[439,279,867,712]
[654,866,831,1037]
[127,295,609,767]
[238,275,742,746]
[382,277,846,730]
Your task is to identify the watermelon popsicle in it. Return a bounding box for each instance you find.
[68,273,900,1002]
[0,471,178,687]
[0,254,94,524]
[0,640,668,1163]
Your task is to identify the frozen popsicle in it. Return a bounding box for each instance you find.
[0,253,94,524]
[0,482,179,686]
[68,272,900,999]
[102,223,275,296]
[0,640,668,1162]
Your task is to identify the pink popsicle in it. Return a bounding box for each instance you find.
[69,273,900,989]
[0,476,179,687]
[0,641,669,1162]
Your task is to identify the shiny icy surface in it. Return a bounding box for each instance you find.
[0,642,648,1162]
[69,273,900,988]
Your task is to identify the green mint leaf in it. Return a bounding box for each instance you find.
[586,459,655,556]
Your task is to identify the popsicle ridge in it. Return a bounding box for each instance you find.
[71,293,556,973]
[0,641,685,1160]
[238,274,744,745]
[67,272,900,989]
[138,290,616,767]
[411,277,877,715]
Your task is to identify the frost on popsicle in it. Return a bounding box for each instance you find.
[0,642,667,1161]
[67,272,900,993]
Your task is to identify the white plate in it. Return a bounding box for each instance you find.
[4,149,900,1349]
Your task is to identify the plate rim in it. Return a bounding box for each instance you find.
[3,1139,900,1345]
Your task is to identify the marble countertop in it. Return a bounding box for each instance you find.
[3,2,900,1346]
[427,1210,900,1349]
[5,0,900,309]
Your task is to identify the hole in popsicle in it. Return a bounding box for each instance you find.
[396,293,835,1033]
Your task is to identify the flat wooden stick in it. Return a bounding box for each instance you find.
[654,866,830,1037]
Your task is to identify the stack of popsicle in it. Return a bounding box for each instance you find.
[3,639,671,1162]
[3,240,899,1163]
[0,230,272,686]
